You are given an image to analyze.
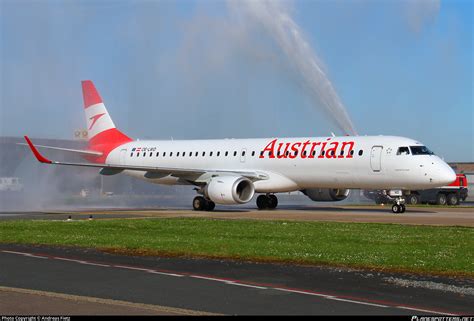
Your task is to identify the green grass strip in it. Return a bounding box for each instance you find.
[0,218,472,276]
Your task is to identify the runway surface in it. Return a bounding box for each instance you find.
[0,244,473,315]
[1,205,473,226]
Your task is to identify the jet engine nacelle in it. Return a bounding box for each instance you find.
[205,176,255,205]
[302,188,350,202]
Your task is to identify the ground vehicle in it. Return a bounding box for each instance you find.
[365,174,468,206]
[405,174,468,205]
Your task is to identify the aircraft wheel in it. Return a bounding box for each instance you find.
[391,204,400,214]
[206,200,216,211]
[268,194,278,209]
[256,195,269,210]
[193,196,206,211]
[400,204,406,213]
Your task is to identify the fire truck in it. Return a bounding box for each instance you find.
[364,174,468,206]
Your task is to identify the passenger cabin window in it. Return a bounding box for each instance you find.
[252,151,255,156]
[217,151,221,156]
[410,146,434,155]
[170,152,173,157]
[358,150,363,156]
[225,151,229,156]
[397,147,410,155]
[233,151,237,156]
[210,152,213,156]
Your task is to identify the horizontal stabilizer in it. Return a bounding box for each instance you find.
[17,142,103,156]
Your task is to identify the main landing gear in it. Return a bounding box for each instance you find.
[193,196,215,211]
[256,194,278,210]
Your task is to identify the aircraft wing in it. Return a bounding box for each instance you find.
[24,136,268,181]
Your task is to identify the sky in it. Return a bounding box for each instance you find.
[0,0,472,162]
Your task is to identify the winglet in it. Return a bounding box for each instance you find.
[24,136,52,164]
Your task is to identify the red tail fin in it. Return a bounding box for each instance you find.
[81,80,132,163]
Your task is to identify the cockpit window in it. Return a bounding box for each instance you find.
[397,147,410,155]
[410,146,434,155]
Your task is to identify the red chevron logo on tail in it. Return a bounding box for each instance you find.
[88,113,106,130]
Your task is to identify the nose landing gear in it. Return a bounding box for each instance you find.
[391,196,406,214]
[391,203,406,214]
[379,190,407,214]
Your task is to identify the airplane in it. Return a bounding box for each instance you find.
[24,80,456,214]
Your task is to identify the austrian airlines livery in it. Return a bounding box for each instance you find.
[24,80,456,213]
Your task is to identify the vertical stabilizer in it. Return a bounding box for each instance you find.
[81,80,132,162]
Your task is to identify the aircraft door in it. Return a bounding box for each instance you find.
[120,149,127,165]
[370,146,383,172]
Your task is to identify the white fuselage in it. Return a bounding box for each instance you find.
[106,135,455,193]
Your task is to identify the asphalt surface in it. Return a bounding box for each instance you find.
[1,205,473,226]
[0,244,473,315]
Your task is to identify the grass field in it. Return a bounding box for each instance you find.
[0,218,472,276]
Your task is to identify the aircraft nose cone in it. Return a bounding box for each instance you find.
[437,163,456,186]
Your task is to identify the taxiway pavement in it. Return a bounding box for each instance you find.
[1,205,473,227]
[0,244,472,315]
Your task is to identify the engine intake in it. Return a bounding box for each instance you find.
[302,188,350,202]
[205,176,255,205]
